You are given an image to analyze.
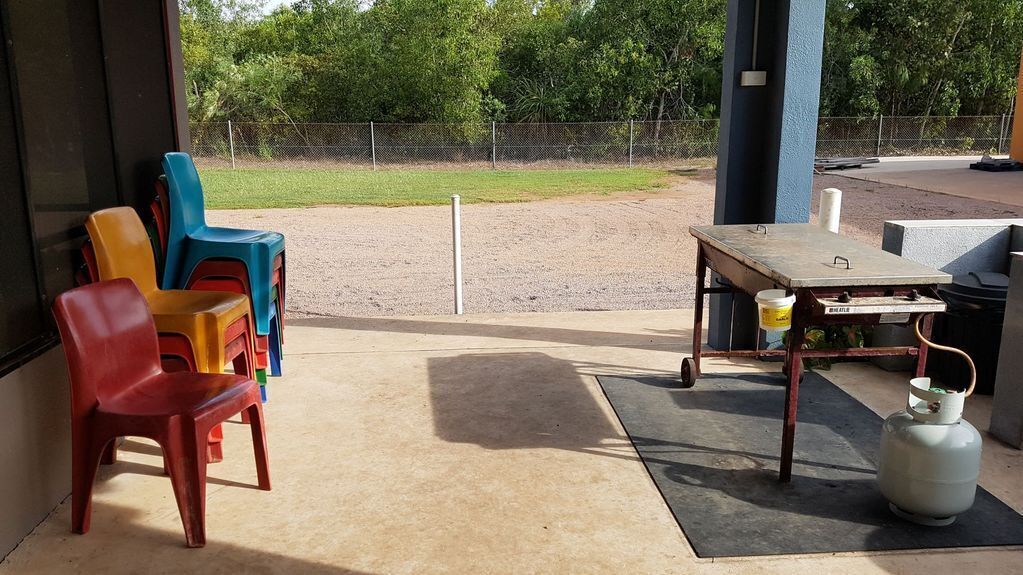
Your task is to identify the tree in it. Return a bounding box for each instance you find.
[178,0,1023,124]
[367,0,500,123]
[583,0,724,122]
[820,1,880,117]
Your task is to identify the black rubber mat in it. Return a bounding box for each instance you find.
[597,372,1023,557]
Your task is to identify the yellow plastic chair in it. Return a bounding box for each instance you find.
[85,207,257,462]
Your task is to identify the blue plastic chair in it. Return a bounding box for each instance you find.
[161,152,285,336]
[268,302,282,378]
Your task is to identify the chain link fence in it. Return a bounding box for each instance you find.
[816,115,1014,158]
[191,115,1015,169]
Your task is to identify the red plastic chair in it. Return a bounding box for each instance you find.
[52,278,271,548]
[150,197,168,260]
[81,241,99,284]
[185,257,286,381]
[186,254,286,340]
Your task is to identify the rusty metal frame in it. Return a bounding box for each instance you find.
[688,240,939,482]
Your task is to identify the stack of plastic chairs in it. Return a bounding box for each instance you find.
[84,207,258,463]
[159,152,286,399]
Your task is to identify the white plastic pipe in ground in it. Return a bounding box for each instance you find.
[452,195,464,314]
[819,188,842,233]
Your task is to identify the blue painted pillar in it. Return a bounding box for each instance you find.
[707,0,826,349]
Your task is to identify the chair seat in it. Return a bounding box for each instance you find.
[99,371,254,418]
[193,226,284,252]
[148,290,250,331]
[147,290,253,382]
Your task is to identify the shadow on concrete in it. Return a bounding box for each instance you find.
[289,315,685,351]
[119,438,163,457]
[95,439,265,490]
[426,352,624,451]
[92,459,263,491]
[5,501,374,574]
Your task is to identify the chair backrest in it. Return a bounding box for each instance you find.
[84,207,159,295]
[52,279,163,417]
[162,153,207,289]
[162,152,206,239]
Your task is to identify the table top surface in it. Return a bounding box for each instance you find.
[690,223,953,288]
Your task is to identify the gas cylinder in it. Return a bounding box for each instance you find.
[877,376,983,526]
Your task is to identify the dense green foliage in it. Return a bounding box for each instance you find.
[199,166,670,207]
[181,0,1023,124]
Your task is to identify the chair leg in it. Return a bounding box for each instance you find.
[237,340,257,425]
[161,425,209,548]
[268,314,282,377]
[207,425,224,463]
[245,404,271,491]
[100,438,118,465]
[236,347,255,425]
[232,351,251,427]
[71,435,110,535]
[232,349,254,380]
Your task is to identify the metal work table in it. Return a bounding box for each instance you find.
[682,223,952,482]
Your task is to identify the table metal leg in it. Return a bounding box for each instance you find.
[779,315,806,483]
[914,313,934,378]
[691,245,706,376]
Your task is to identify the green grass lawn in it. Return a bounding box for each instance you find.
[198,167,671,209]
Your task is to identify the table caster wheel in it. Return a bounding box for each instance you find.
[680,357,697,388]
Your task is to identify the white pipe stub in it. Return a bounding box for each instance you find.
[819,188,842,233]
[451,195,464,315]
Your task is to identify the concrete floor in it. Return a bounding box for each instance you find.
[2,309,1021,574]
[837,157,1023,207]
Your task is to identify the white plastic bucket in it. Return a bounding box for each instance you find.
[755,289,795,332]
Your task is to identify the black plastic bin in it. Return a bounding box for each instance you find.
[929,271,1009,395]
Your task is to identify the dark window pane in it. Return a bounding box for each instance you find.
[7,0,118,300]
[0,12,46,362]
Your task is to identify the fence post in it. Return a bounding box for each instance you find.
[628,119,634,167]
[370,121,377,171]
[491,121,497,170]
[451,195,463,315]
[876,114,883,157]
[227,119,236,169]
[999,114,1007,153]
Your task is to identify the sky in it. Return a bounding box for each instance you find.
[263,0,290,12]
[261,0,375,13]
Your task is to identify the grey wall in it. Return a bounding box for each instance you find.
[990,251,1023,448]
[881,219,1023,275]
[876,219,1023,372]
[0,348,70,557]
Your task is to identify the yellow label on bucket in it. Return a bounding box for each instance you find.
[759,305,793,330]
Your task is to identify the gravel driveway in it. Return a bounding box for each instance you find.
[206,171,1023,318]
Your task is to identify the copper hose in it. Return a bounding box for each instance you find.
[914,314,977,397]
